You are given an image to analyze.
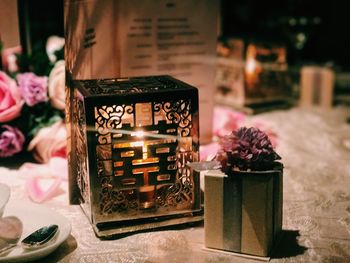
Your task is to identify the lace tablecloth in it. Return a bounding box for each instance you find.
[1,106,350,262]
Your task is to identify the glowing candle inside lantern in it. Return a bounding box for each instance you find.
[245,44,262,90]
[112,118,179,210]
[245,58,258,89]
[245,58,257,76]
[131,129,148,159]
[131,129,156,209]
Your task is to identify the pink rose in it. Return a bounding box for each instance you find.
[48,60,65,110]
[0,71,24,122]
[27,121,66,163]
[17,73,48,106]
[0,125,25,157]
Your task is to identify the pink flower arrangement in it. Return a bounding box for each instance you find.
[0,36,65,161]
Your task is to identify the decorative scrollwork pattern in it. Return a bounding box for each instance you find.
[100,179,139,215]
[154,100,192,137]
[155,152,194,210]
[95,104,134,144]
[82,76,183,95]
[73,94,89,203]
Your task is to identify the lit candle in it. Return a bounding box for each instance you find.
[131,129,157,209]
[245,58,257,78]
[245,44,262,90]
[245,58,258,89]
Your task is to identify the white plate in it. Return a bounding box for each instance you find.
[0,200,71,262]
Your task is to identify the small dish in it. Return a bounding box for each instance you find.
[0,184,10,217]
[0,200,71,262]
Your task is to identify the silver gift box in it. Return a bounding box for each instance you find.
[204,165,283,257]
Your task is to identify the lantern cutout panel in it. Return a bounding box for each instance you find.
[68,76,201,237]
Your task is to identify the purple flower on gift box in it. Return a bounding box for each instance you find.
[17,73,48,106]
[0,125,25,157]
[216,127,281,172]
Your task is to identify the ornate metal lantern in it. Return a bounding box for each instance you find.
[67,76,202,237]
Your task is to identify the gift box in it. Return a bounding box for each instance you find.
[204,165,283,257]
[67,75,202,237]
[300,66,335,108]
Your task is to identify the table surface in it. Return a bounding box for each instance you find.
[1,106,350,263]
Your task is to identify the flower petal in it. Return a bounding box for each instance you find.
[25,176,63,203]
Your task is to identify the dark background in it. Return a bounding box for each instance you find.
[221,0,350,70]
[21,0,350,70]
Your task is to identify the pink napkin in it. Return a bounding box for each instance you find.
[202,106,278,161]
[213,106,245,138]
[19,157,67,203]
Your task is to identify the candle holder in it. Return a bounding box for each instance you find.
[67,75,202,237]
[215,39,293,113]
[244,42,291,106]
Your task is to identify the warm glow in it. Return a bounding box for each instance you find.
[130,141,144,148]
[245,58,257,74]
[132,157,159,165]
[245,44,263,89]
[133,130,145,138]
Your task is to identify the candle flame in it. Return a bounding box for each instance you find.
[245,58,257,74]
